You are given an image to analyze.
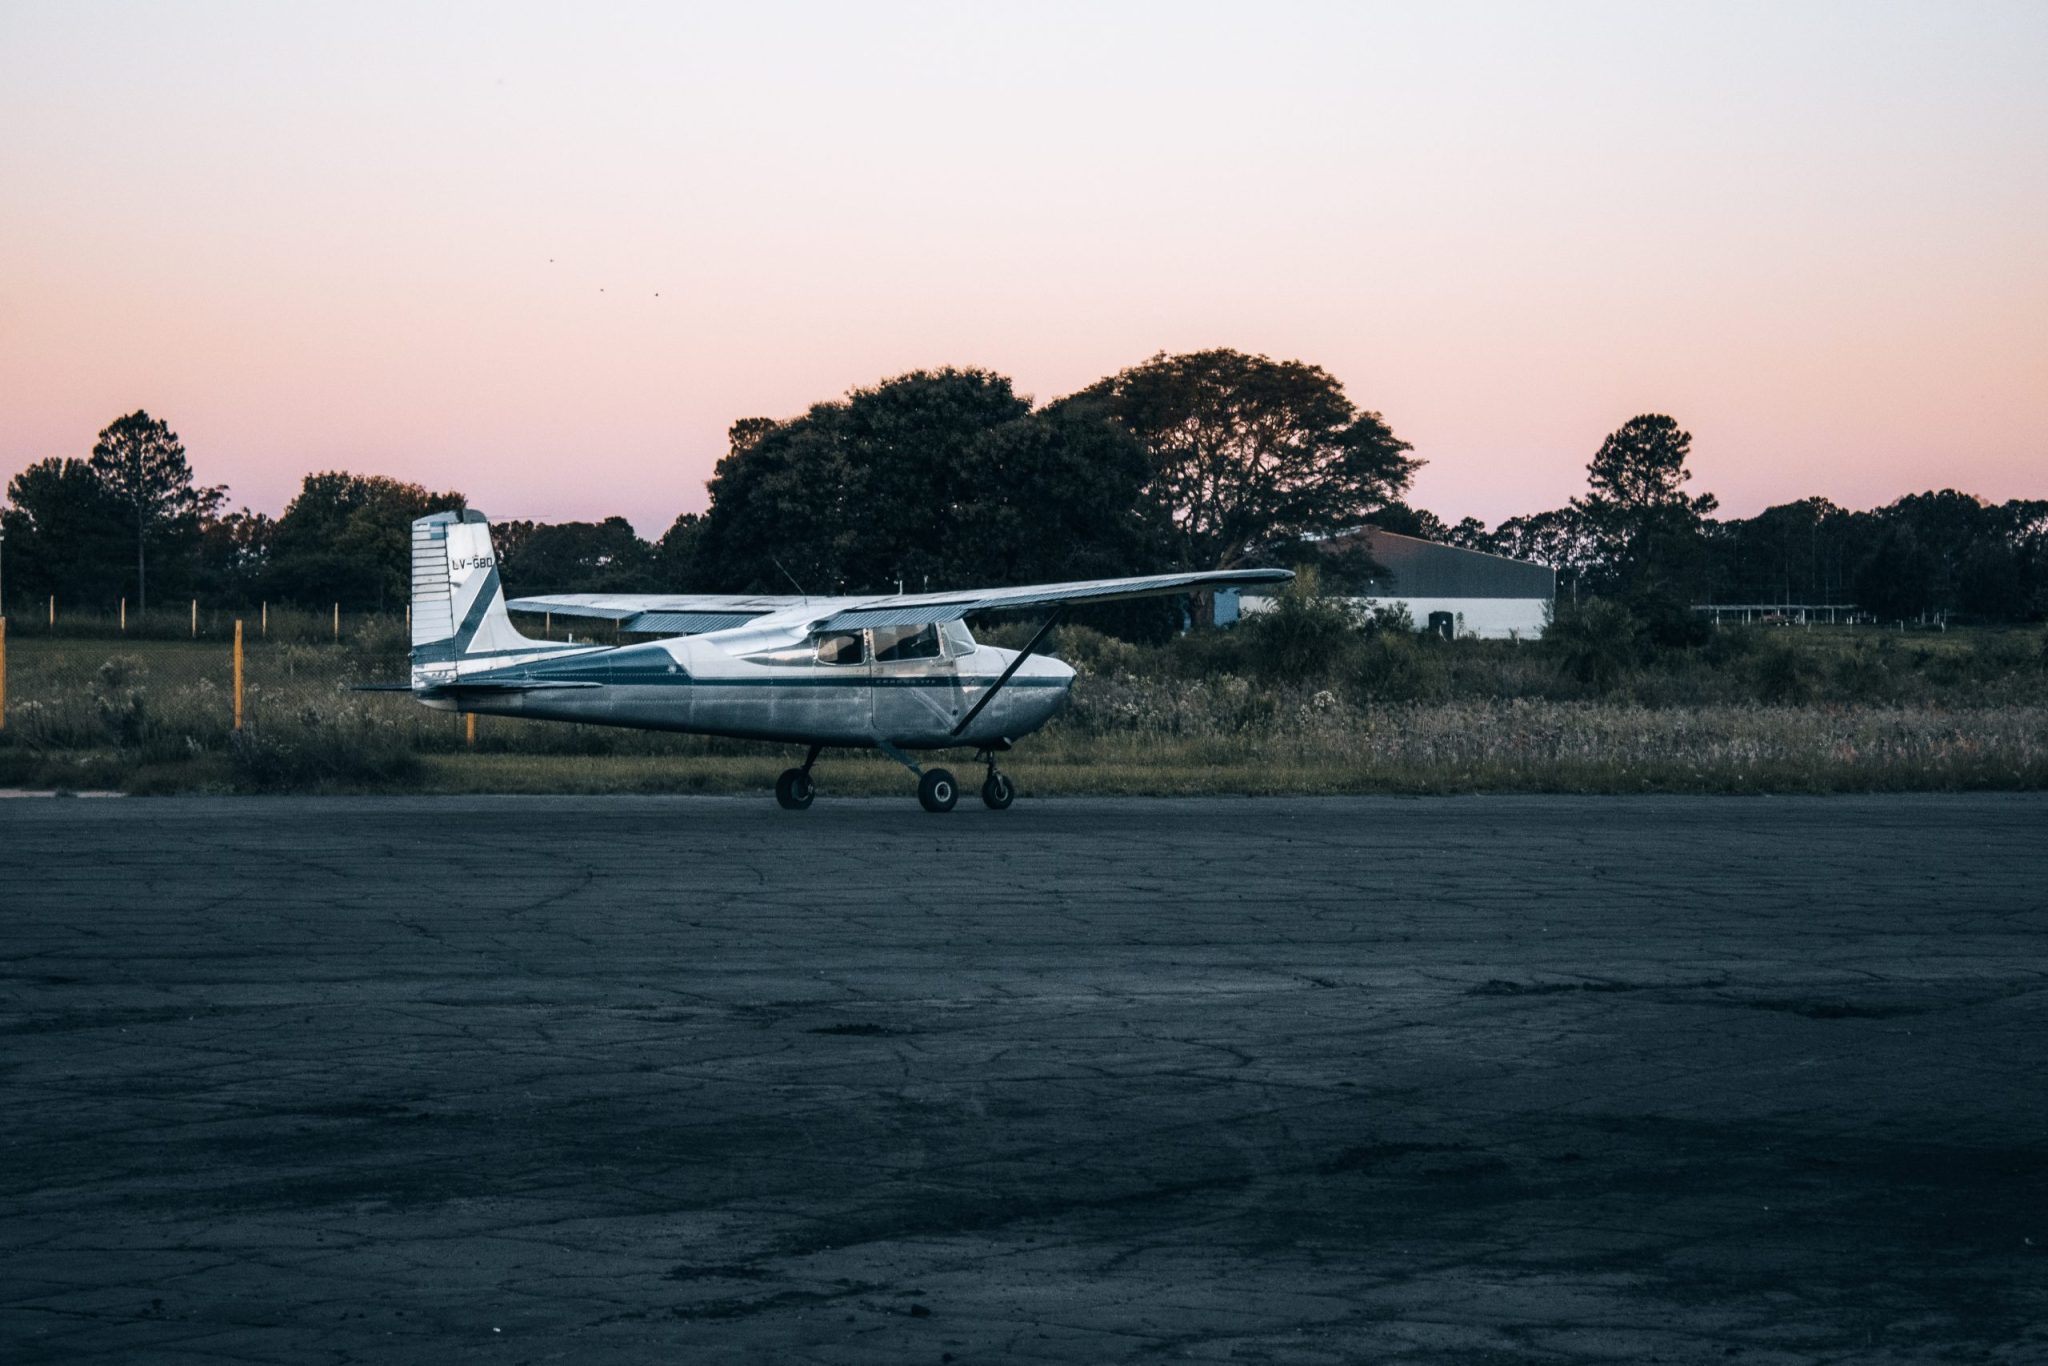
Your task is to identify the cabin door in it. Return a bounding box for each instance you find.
[869,624,964,740]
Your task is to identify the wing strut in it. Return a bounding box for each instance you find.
[951,607,1065,738]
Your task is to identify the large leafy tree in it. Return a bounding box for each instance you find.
[495,517,657,597]
[652,512,703,590]
[1707,497,1856,607]
[196,509,274,603]
[267,472,465,610]
[87,410,222,614]
[1077,349,1418,573]
[1571,414,1717,594]
[691,369,1163,597]
[1490,506,1601,603]
[3,457,133,608]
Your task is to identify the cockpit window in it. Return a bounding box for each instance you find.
[941,620,976,656]
[814,631,866,666]
[872,624,942,662]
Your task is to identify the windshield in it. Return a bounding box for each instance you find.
[942,620,976,656]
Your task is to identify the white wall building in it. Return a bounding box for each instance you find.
[1231,526,1555,640]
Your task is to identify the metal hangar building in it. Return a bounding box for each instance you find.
[1231,526,1556,640]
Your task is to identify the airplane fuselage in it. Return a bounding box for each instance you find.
[418,634,1076,751]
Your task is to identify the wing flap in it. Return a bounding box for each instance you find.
[620,610,765,634]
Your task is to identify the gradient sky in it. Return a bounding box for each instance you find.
[3,1,2044,535]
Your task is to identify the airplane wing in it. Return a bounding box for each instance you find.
[806,568,1296,630]
[694,567,1293,653]
[512,570,1291,640]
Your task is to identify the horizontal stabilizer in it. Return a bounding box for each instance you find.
[418,680,605,697]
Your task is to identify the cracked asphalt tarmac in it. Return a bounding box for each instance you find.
[3,793,2044,1364]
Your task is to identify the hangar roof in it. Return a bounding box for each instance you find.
[1309,527,1556,601]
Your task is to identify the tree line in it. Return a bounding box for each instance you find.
[5,353,2044,629]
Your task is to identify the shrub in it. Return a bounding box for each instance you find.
[229,709,424,791]
[1629,591,1711,650]
[1352,632,1449,702]
[1046,623,1146,678]
[1750,638,1820,704]
[90,656,150,748]
[1362,601,1416,636]
[1543,598,1638,693]
[1231,577,1364,683]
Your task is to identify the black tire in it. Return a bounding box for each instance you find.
[917,768,958,813]
[775,767,815,810]
[980,771,1016,810]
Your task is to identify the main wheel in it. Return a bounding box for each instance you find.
[980,771,1015,810]
[917,768,958,813]
[775,767,815,810]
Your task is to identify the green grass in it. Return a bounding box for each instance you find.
[2,628,2044,796]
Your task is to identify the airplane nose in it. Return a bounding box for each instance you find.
[1034,656,1077,723]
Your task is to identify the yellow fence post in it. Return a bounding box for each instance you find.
[233,619,244,731]
[48,594,55,629]
[465,712,476,748]
[0,616,8,732]
[332,602,339,642]
[261,601,268,637]
[405,603,411,632]
[120,598,126,633]
[191,598,198,638]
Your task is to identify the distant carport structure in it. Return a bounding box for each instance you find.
[1233,526,1557,639]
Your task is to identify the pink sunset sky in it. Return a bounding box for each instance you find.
[3,1,2043,536]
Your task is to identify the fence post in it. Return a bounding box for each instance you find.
[233,619,244,731]
[0,616,8,732]
[261,601,268,637]
[465,712,476,748]
[191,599,198,638]
[332,603,339,642]
[48,595,55,629]
[120,598,126,633]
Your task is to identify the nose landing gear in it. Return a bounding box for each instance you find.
[979,762,1015,810]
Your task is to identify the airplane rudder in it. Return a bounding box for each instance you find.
[411,511,461,648]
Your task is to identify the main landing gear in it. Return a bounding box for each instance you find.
[916,768,959,813]
[774,745,821,810]
[773,743,1017,813]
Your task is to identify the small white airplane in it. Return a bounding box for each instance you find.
[407,510,1290,810]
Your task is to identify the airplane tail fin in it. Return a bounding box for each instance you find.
[410,510,548,671]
